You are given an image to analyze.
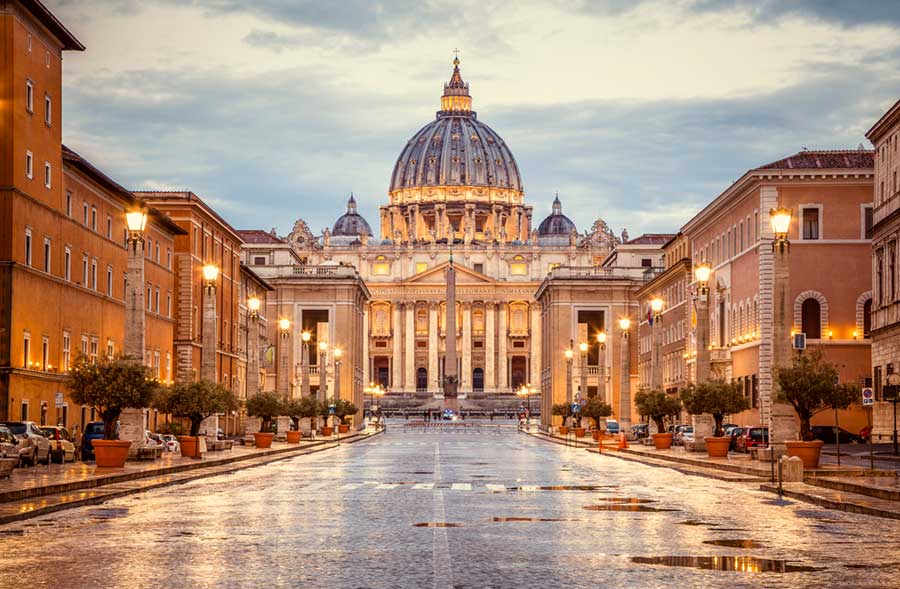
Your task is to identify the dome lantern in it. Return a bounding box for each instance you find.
[441,54,472,115]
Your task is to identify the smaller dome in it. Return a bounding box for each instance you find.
[537,195,577,236]
[332,194,372,237]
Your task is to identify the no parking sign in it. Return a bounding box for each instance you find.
[862,387,874,406]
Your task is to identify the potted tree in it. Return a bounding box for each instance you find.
[283,397,318,443]
[635,389,681,450]
[775,349,857,468]
[68,353,158,467]
[582,397,614,441]
[551,403,571,435]
[319,400,334,437]
[245,392,284,448]
[154,380,239,457]
[680,380,749,458]
[334,399,359,433]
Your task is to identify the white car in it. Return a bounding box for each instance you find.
[161,434,180,453]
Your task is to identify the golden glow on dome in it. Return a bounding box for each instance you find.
[441,55,472,113]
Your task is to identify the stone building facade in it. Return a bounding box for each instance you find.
[867,99,900,441]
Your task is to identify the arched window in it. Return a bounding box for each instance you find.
[864,299,873,336]
[472,367,484,391]
[416,367,428,391]
[801,298,821,339]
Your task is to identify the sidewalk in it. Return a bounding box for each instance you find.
[0,429,381,524]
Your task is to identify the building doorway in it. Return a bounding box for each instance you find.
[510,356,527,390]
[373,356,390,388]
[472,367,484,392]
[416,367,428,391]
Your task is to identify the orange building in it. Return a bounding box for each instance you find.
[134,191,245,389]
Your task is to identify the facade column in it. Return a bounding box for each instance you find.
[362,304,369,387]
[484,302,496,392]
[461,302,472,393]
[599,344,607,404]
[619,327,631,428]
[696,293,711,383]
[391,303,402,391]
[120,236,146,452]
[650,319,663,392]
[530,304,541,387]
[497,303,508,391]
[405,302,416,391]
[428,302,439,392]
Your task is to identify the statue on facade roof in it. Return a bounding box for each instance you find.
[288,218,314,249]
[588,218,620,250]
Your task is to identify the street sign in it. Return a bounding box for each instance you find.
[54,392,64,408]
[571,403,580,413]
[862,387,874,406]
[328,404,336,415]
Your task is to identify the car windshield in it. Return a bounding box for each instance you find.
[40,428,58,438]
[3,423,26,435]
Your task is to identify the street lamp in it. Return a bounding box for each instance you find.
[564,341,574,428]
[276,318,291,397]
[301,331,311,397]
[618,317,631,429]
[650,297,664,393]
[278,318,291,337]
[694,262,712,384]
[650,297,664,320]
[516,383,534,429]
[694,263,712,295]
[125,209,148,252]
[247,295,261,320]
[333,347,342,404]
[596,331,607,404]
[121,208,149,449]
[770,206,792,252]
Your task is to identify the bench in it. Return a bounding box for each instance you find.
[136,446,163,460]
[0,458,16,479]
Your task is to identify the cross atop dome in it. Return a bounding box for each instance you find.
[441,52,472,114]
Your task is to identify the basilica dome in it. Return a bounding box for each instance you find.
[537,195,576,237]
[332,194,372,237]
[388,58,522,195]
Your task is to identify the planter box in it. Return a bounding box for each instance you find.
[558,426,569,435]
[177,436,201,458]
[573,427,586,438]
[285,431,302,444]
[92,440,132,468]
[786,440,824,469]
[254,432,275,448]
[338,424,350,434]
[651,433,673,450]
[704,436,730,458]
[321,427,334,437]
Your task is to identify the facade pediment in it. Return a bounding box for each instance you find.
[403,261,495,285]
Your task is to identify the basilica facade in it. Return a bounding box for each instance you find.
[242,58,645,403]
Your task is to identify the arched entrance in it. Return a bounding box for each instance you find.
[472,367,484,392]
[416,367,428,391]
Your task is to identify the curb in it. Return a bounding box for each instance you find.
[759,482,900,521]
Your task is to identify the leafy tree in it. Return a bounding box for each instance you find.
[68,353,159,440]
[153,379,239,436]
[634,389,682,433]
[245,392,285,433]
[333,398,359,425]
[680,380,750,436]
[775,348,858,440]
[283,396,319,430]
[551,403,572,425]
[581,397,613,430]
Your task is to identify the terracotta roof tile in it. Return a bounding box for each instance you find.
[237,229,285,244]
[757,150,874,171]
[626,233,676,245]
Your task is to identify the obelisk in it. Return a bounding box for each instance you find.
[443,250,459,410]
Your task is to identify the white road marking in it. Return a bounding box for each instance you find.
[376,483,398,490]
[340,483,362,490]
[413,482,435,490]
[485,484,507,492]
[450,483,472,491]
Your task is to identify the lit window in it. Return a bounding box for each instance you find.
[415,262,428,274]
[373,255,390,275]
[510,255,527,276]
[62,332,70,372]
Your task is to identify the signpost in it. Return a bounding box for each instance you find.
[887,374,900,456]
[54,392,64,408]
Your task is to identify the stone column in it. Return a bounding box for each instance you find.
[498,303,508,391]
[362,304,369,387]
[428,303,438,392]
[277,326,290,397]
[461,302,472,393]
[770,222,796,458]
[120,237,146,451]
[599,344,607,404]
[484,302,496,392]
[696,292,711,383]
[405,303,415,391]
[392,303,402,390]
[650,317,663,391]
[199,276,220,438]
[530,305,541,387]
[619,329,631,429]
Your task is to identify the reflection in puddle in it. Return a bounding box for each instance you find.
[596,497,656,504]
[491,517,573,523]
[678,520,712,526]
[413,522,462,528]
[632,556,823,573]
[583,505,679,512]
[703,539,765,549]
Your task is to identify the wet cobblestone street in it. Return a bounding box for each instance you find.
[3,423,898,588]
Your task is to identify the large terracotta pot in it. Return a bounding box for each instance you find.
[92,440,132,468]
[285,431,302,444]
[786,440,824,469]
[592,430,603,442]
[574,427,586,438]
[652,433,674,450]
[254,432,275,448]
[177,435,200,458]
[705,436,731,458]
[321,426,334,437]
[558,426,569,435]
[338,424,350,434]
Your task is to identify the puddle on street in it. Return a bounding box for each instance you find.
[583,505,679,512]
[491,517,573,523]
[703,539,765,549]
[595,497,656,504]
[632,556,824,573]
[678,520,713,526]
[413,522,462,528]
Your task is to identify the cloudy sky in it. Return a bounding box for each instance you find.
[52,0,900,237]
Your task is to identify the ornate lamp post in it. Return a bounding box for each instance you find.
[333,347,343,401]
[578,341,588,401]
[121,209,148,450]
[245,295,262,428]
[650,297,664,394]
[618,318,631,429]
[769,205,795,464]
[516,383,534,429]
[301,330,311,397]
[564,343,574,405]
[199,263,219,438]
[277,318,290,397]
[318,340,329,403]
[694,262,712,384]
[596,331,607,403]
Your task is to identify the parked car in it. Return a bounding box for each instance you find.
[676,426,694,445]
[722,423,740,436]
[161,435,180,453]
[810,426,863,444]
[605,420,620,435]
[632,423,649,439]
[736,426,769,452]
[0,425,18,460]
[39,426,76,463]
[728,426,746,451]
[81,421,106,461]
[144,431,166,451]
[0,422,51,466]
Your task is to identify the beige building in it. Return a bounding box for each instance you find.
[868,99,900,442]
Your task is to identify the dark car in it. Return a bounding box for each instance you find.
[81,421,106,461]
[632,423,649,439]
[810,426,862,444]
[736,426,768,452]
[728,426,745,451]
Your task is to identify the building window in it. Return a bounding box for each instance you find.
[83,202,89,225]
[863,205,874,239]
[166,250,172,269]
[90,338,98,364]
[415,262,428,274]
[864,298,873,336]
[25,151,33,179]
[147,286,152,311]
[64,247,71,281]
[21,401,28,421]
[81,335,88,356]
[23,332,30,368]
[26,34,31,51]
[801,206,820,240]
[155,288,160,313]
[641,258,652,267]
[373,255,390,276]
[65,191,72,217]
[801,298,822,339]
[82,255,88,288]
[166,293,172,317]
[107,215,112,239]
[155,243,160,263]
[510,255,527,276]
[107,339,114,358]
[25,79,33,112]
[44,162,51,188]
[24,228,32,266]
[43,238,51,273]
[91,259,97,290]
[41,336,49,370]
[107,266,113,296]
[44,94,51,126]
[253,256,266,266]
[473,263,484,274]
[91,207,97,231]
[62,332,71,372]
[891,243,897,303]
